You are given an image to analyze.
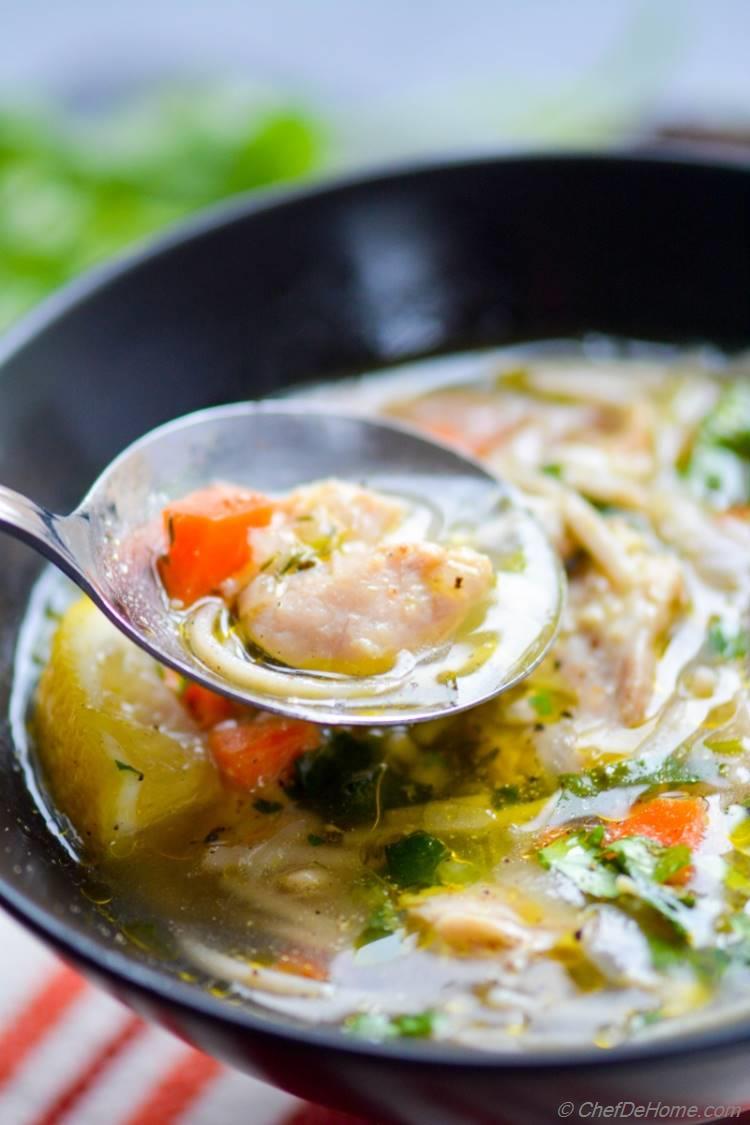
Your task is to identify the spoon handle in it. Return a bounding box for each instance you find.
[0,486,80,574]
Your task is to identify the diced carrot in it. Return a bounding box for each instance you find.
[275,953,329,982]
[182,682,235,728]
[157,484,274,605]
[422,421,494,458]
[208,713,321,791]
[606,795,707,850]
[720,505,750,522]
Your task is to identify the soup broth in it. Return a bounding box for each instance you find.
[22,343,750,1052]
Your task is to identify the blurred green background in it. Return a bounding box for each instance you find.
[0,0,749,334]
[0,92,323,331]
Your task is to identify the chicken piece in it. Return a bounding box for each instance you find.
[239,541,493,676]
[386,388,531,457]
[515,364,664,408]
[507,468,634,591]
[281,479,404,546]
[616,551,685,726]
[561,492,635,592]
[570,532,686,728]
[650,491,750,592]
[578,906,657,988]
[539,444,648,509]
[409,885,557,955]
[237,480,405,584]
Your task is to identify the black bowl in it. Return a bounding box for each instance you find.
[1,154,750,1125]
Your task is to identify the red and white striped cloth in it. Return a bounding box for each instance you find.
[6,907,750,1125]
[0,911,371,1125]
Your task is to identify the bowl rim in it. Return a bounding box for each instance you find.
[3,148,750,1071]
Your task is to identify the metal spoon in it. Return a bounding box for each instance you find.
[0,404,563,724]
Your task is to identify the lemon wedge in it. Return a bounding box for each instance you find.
[34,597,220,855]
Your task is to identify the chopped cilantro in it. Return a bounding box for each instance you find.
[279,547,318,575]
[357,900,402,947]
[653,844,692,884]
[538,829,697,937]
[253,798,283,814]
[492,776,555,808]
[392,1011,436,1038]
[684,384,750,506]
[707,618,749,661]
[495,754,698,810]
[607,837,689,886]
[385,831,449,888]
[307,833,325,846]
[114,760,144,781]
[648,937,729,983]
[559,753,698,798]
[541,463,563,478]
[345,1009,437,1041]
[727,913,750,961]
[528,691,553,717]
[703,382,750,457]
[538,827,618,898]
[293,733,431,827]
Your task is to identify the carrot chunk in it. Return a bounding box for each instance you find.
[182,682,235,728]
[208,713,321,790]
[275,953,329,982]
[422,422,491,457]
[606,795,707,850]
[157,484,274,605]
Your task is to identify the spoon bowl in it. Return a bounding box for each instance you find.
[0,403,563,724]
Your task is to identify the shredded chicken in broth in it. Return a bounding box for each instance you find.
[28,344,750,1053]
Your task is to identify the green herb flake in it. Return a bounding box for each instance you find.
[307,833,325,846]
[538,829,619,898]
[496,548,527,573]
[705,736,745,756]
[558,753,699,799]
[707,617,749,661]
[649,937,729,983]
[293,733,431,827]
[683,384,750,506]
[357,900,402,947]
[345,1009,436,1041]
[279,548,318,575]
[541,463,563,478]
[391,1011,436,1038]
[538,830,698,938]
[492,776,554,809]
[653,845,692,884]
[385,831,449,888]
[114,760,144,781]
[528,690,553,717]
[253,798,283,815]
[703,382,750,458]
